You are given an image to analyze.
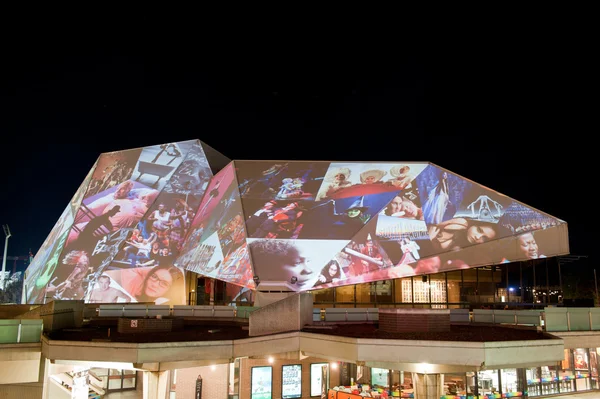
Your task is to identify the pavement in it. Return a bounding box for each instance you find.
[548,392,600,398]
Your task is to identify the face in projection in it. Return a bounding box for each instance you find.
[145,269,172,298]
[328,263,339,277]
[387,196,420,218]
[98,276,110,291]
[466,224,496,244]
[280,246,317,289]
[518,233,539,259]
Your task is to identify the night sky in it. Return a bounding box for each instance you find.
[0,37,591,272]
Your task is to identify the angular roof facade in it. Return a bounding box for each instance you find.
[23,141,569,304]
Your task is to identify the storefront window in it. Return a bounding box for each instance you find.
[559,349,576,393]
[443,373,466,396]
[573,348,592,392]
[477,369,499,397]
[591,348,599,389]
[501,368,520,397]
[356,283,373,305]
[526,366,541,397]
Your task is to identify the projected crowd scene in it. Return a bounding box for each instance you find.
[25,143,569,302]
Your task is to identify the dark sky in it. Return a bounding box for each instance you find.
[0,33,591,265]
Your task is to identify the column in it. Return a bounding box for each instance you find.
[414,373,442,399]
[143,370,170,399]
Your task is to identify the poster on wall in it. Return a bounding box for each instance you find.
[282,364,302,399]
[251,366,272,399]
[372,368,389,387]
[311,363,328,397]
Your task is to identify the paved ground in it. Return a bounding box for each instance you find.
[549,392,600,398]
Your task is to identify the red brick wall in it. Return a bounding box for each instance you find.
[379,312,450,333]
[175,364,229,399]
[240,357,340,399]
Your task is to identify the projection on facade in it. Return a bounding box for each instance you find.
[24,141,569,304]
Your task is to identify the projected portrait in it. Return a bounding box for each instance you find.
[248,239,348,291]
[105,264,186,305]
[315,162,427,200]
[236,160,330,200]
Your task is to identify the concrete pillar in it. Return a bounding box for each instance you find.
[143,370,170,399]
[414,373,442,399]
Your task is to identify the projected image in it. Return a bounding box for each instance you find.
[312,221,394,289]
[315,162,427,200]
[499,202,562,234]
[104,264,186,305]
[163,141,212,196]
[86,273,133,303]
[453,187,510,224]
[248,238,349,291]
[416,165,471,225]
[177,163,254,289]
[295,191,400,240]
[71,162,97,215]
[25,207,74,304]
[236,160,330,200]
[84,148,142,199]
[131,142,193,190]
[244,199,307,239]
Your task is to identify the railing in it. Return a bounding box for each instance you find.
[313,308,379,322]
[96,304,237,319]
[0,319,43,343]
[544,307,600,332]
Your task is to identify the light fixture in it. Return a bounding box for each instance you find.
[268,356,274,364]
[330,362,338,370]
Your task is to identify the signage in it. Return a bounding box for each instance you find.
[282,364,302,399]
[251,366,272,399]
[310,363,327,397]
[130,320,138,328]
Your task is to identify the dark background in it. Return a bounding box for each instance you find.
[0,19,591,279]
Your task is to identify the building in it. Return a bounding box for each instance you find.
[1,139,591,399]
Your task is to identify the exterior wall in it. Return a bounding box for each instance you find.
[249,293,313,337]
[0,383,43,399]
[240,357,340,399]
[175,364,228,399]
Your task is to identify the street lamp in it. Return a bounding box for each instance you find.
[1,225,11,290]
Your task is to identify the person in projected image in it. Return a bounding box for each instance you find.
[517,232,546,260]
[315,259,345,286]
[249,240,321,290]
[428,217,502,251]
[382,195,423,220]
[88,275,131,303]
[123,264,185,304]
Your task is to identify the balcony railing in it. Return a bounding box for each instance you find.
[0,319,43,343]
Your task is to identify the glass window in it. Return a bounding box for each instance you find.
[313,288,334,303]
[559,349,576,393]
[477,369,499,396]
[446,271,462,304]
[462,269,477,303]
[373,280,393,304]
[477,267,496,304]
[395,278,410,303]
[443,373,465,396]
[356,283,373,304]
[526,367,541,397]
[335,285,354,304]
[501,368,520,396]
[430,273,447,308]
